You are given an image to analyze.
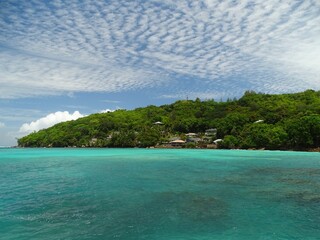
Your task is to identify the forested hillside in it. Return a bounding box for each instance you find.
[18,90,320,150]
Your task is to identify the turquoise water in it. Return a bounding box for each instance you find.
[0,149,319,239]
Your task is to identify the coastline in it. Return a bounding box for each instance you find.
[13,145,320,152]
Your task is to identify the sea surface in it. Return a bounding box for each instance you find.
[0,148,319,240]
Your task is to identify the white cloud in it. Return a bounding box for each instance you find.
[0,122,5,128]
[19,111,84,133]
[0,0,320,99]
[0,48,166,99]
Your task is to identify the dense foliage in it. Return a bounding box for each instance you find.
[18,90,320,150]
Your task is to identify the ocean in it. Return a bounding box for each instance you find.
[0,148,319,239]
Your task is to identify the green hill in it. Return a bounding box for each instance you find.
[18,90,320,150]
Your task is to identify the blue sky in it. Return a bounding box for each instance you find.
[1,0,320,146]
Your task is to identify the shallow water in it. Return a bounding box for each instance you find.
[0,148,319,239]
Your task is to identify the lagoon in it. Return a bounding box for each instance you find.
[0,148,320,239]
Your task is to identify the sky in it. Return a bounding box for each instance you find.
[0,0,320,146]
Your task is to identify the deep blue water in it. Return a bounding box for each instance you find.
[0,148,319,239]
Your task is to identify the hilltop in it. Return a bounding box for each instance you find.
[18,90,320,150]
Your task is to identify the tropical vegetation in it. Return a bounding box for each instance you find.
[18,90,320,150]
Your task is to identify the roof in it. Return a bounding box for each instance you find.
[170,140,186,143]
[213,139,223,144]
[186,133,197,136]
[254,120,264,123]
[206,128,217,132]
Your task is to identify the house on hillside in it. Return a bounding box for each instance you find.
[205,128,217,136]
[186,137,202,143]
[185,133,201,143]
[170,139,186,147]
[186,133,197,137]
[213,139,223,144]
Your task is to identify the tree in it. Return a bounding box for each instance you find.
[285,115,320,148]
[240,124,287,149]
[108,131,136,148]
[137,127,160,148]
[17,90,320,150]
[219,135,239,149]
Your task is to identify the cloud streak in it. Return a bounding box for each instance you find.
[0,47,165,98]
[1,0,320,99]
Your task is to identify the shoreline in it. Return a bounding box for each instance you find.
[12,146,320,153]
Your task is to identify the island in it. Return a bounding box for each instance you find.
[18,90,320,151]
